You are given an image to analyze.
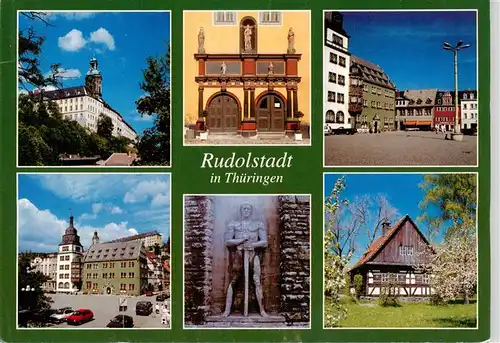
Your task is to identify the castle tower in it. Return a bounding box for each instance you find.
[56,216,84,293]
[85,56,102,98]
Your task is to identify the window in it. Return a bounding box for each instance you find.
[363,84,369,92]
[339,56,346,67]
[327,91,336,102]
[128,272,135,278]
[399,245,414,256]
[121,272,127,278]
[60,256,64,261]
[93,273,98,279]
[363,99,368,107]
[213,11,236,25]
[338,75,345,86]
[110,263,115,268]
[325,110,335,123]
[86,273,91,279]
[128,284,135,291]
[381,274,389,283]
[337,93,345,104]
[59,265,64,270]
[103,273,108,279]
[110,273,115,279]
[329,52,337,64]
[259,11,282,25]
[121,262,127,268]
[86,281,92,289]
[335,111,345,123]
[372,86,377,94]
[65,256,70,261]
[423,274,430,284]
[328,72,336,83]
[129,262,134,268]
[62,246,69,252]
[65,265,70,270]
[331,33,343,47]
[463,104,467,109]
[103,263,107,268]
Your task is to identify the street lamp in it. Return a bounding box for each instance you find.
[443,40,471,140]
[21,285,36,310]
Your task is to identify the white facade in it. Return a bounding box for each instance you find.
[461,91,478,130]
[324,27,350,130]
[30,254,58,291]
[53,94,137,142]
[56,243,83,293]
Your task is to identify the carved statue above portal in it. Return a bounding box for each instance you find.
[287,27,296,54]
[267,62,274,76]
[244,24,253,52]
[220,62,227,76]
[198,27,205,54]
[222,203,268,317]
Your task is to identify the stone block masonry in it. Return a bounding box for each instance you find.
[278,195,311,324]
[184,196,215,325]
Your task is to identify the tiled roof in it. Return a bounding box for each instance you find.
[351,55,394,89]
[403,89,438,106]
[348,214,427,272]
[83,240,142,262]
[41,86,88,100]
[104,153,137,166]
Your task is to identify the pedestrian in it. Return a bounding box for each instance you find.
[155,302,160,314]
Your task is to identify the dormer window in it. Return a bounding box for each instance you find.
[416,99,422,105]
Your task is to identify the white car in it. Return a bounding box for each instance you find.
[324,125,332,135]
[50,307,74,323]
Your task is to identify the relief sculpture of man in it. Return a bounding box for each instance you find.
[222,203,268,317]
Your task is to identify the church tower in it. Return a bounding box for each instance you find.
[56,215,84,293]
[85,56,102,98]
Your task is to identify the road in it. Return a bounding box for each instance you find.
[324,131,478,166]
[47,294,170,329]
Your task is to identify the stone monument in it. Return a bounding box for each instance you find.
[244,24,253,52]
[287,27,296,54]
[198,27,205,54]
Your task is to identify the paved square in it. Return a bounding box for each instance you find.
[324,131,477,166]
[45,294,170,329]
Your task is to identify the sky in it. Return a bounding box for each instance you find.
[324,173,444,263]
[18,11,171,135]
[18,174,170,253]
[341,11,477,91]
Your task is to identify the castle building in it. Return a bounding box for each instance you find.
[38,57,137,142]
[323,12,351,131]
[106,230,163,249]
[56,216,83,293]
[184,11,311,137]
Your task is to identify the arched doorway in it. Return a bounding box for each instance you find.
[206,94,240,132]
[256,93,285,132]
[106,287,111,295]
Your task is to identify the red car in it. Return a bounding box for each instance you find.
[66,309,94,325]
[145,291,153,296]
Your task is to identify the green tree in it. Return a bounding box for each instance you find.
[353,274,363,299]
[97,113,114,139]
[418,174,477,240]
[134,44,171,166]
[18,252,53,311]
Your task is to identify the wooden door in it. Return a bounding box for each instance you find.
[206,95,239,132]
[256,95,285,132]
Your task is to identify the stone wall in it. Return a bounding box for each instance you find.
[278,195,310,325]
[184,196,215,325]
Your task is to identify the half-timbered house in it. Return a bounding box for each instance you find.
[348,214,433,297]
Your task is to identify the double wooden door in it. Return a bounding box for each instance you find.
[256,95,285,132]
[206,95,239,132]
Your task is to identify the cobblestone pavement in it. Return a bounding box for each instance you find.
[46,294,170,329]
[185,135,311,145]
[324,131,477,166]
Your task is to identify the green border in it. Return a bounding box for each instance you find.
[0,0,490,342]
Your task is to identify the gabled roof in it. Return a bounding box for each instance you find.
[348,214,431,272]
[83,240,143,262]
[350,55,395,89]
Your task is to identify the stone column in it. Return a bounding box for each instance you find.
[278,195,310,325]
[198,86,204,117]
[286,88,292,118]
[250,88,255,118]
[292,89,298,118]
[184,196,215,325]
[244,88,249,119]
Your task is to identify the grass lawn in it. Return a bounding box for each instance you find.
[325,297,477,328]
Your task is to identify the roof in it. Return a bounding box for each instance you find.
[106,231,162,244]
[324,11,350,38]
[41,86,88,100]
[403,89,438,106]
[83,240,143,262]
[348,215,430,272]
[104,153,137,166]
[351,55,395,89]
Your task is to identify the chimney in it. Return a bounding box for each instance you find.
[382,220,391,235]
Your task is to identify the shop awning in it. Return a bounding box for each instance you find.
[416,121,432,125]
[404,120,417,125]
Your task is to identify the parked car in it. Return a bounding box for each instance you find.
[106,315,134,328]
[66,309,94,325]
[156,294,169,302]
[145,290,153,296]
[50,307,74,323]
[324,125,332,135]
[32,308,56,323]
[135,301,153,316]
